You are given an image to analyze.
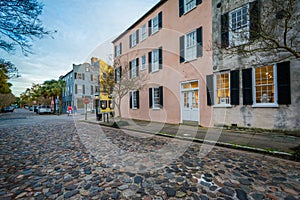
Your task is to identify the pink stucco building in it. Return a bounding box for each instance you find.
[112,0,213,126]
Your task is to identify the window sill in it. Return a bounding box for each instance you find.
[152,107,161,110]
[213,104,232,108]
[183,57,197,63]
[252,103,279,108]
[130,44,137,48]
[150,29,160,37]
[183,6,197,16]
[151,69,160,74]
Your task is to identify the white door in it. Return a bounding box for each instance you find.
[182,90,199,122]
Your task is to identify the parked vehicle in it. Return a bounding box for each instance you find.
[3,106,14,112]
[37,105,51,114]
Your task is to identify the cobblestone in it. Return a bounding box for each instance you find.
[0,111,299,199]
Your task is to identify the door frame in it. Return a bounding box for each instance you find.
[180,80,200,124]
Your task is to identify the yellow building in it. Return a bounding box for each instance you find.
[91,58,114,120]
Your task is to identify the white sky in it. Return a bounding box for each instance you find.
[1,0,159,96]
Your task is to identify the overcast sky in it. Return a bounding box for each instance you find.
[2,0,159,96]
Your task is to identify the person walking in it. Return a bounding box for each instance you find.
[67,105,73,116]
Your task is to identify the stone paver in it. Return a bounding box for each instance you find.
[0,111,299,199]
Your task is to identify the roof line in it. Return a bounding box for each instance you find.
[112,0,167,43]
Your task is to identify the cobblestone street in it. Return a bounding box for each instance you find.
[0,110,299,199]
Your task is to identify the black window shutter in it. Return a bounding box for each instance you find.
[180,36,185,63]
[221,13,229,48]
[83,85,85,94]
[196,26,203,58]
[179,0,184,17]
[158,12,162,30]
[129,92,132,109]
[136,91,140,109]
[230,70,240,105]
[129,61,132,79]
[159,47,163,69]
[82,73,85,80]
[136,58,139,76]
[242,68,253,105]
[159,86,163,107]
[249,0,260,40]
[148,20,152,36]
[196,0,202,5]
[129,34,132,48]
[206,75,214,106]
[148,51,152,73]
[149,88,153,108]
[277,61,291,104]
[120,43,122,54]
[136,30,139,44]
[114,69,117,82]
[114,46,117,57]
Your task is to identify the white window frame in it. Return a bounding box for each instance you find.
[130,90,138,109]
[252,65,278,108]
[229,4,250,47]
[152,49,159,72]
[116,43,121,57]
[152,87,160,109]
[152,15,159,34]
[141,24,147,41]
[184,0,196,14]
[131,31,138,47]
[140,55,146,71]
[185,30,197,61]
[213,72,231,107]
[131,59,137,78]
[77,85,83,94]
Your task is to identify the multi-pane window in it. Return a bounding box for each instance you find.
[130,30,139,48]
[141,24,147,41]
[185,30,197,61]
[180,27,202,63]
[153,87,160,109]
[131,32,137,47]
[254,65,276,104]
[152,49,159,72]
[140,55,146,71]
[116,43,122,57]
[152,15,159,34]
[184,0,196,13]
[149,86,163,109]
[216,73,230,105]
[75,73,85,80]
[149,12,162,36]
[228,4,250,46]
[131,59,137,78]
[77,85,82,94]
[231,5,249,31]
[130,90,139,109]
